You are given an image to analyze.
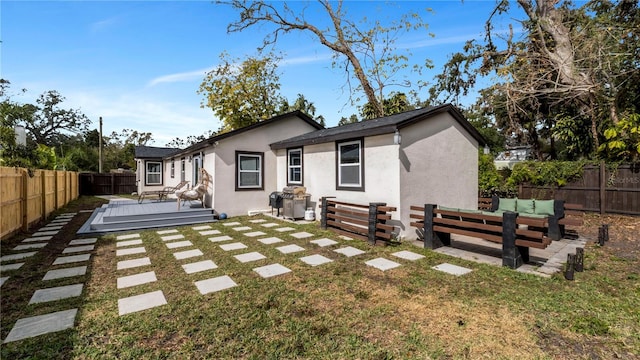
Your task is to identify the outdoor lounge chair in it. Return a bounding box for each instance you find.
[176,168,211,210]
[137,180,189,204]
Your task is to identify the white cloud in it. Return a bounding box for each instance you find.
[147,67,213,87]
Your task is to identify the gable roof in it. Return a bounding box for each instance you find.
[270,104,486,150]
[169,110,324,158]
[134,145,179,159]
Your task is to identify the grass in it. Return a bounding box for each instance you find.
[1,196,639,359]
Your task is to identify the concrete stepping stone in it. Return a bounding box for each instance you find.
[195,275,237,295]
[62,245,95,254]
[161,234,184,242]
[116,239,143,247]
[365,258,401,271]
[291,232,313,239]
[173,249,203,260]
[166,240,193,249]
[220,242,248,251]
[275,227,295,232]
[249,219,267,223]
[117,271,157,289]
[29,284,83,304]
[276,244,305,254]
[1,262,25,272]
[192,225,212,230]
[334,246,365,257]
[53,254,91,266]
[232,226,252,231]
[244,231,266,237]
[209,235,233,243]
[69,238,97,245]
[117,257,151,270]
[1,277,8,286]
[43,266,87,281]
[339,235,353,241]
[300,254,333,267]
[392,250,426,261]
[257,237,284,245]
[116,233,140,240]
[13,243,47,251]
[182,260,217,274]
[222,221,241,227]
[253,263,292,278]
[31,230,58,237]
[432,263,473,276]
[116,247,146,257]
[199,230,221,236]
[50,219,69,223]
[22,236,53,243]
[157,229,179,235]
[57,213,76,217]
[261,223,279,228]
[118,290,167,316]
[310,238,338,247]
[1,252,37,262]
[234,252,266,263]
[3,309,77,343]
[39,225,64,231]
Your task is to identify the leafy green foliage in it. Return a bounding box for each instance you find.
[478,153,505,196]
[507,161,589,188]
[598,114,640,162]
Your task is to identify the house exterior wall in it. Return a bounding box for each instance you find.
[211,115,321,217]
[398,112,479,239]
[277,134,401,224]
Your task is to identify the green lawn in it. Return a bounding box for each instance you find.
[1,197,638,359]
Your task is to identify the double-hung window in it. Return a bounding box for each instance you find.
[287,148,303,185]
[337,139,364,191]
[236,151,263,190]
[146,161,162,185]
[170,160,175,178]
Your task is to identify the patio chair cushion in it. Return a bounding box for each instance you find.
[516,199,535,214]
[534,199,555,216]
[498,198,517,212]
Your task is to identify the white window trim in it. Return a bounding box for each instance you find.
[337,139,363,189]
[146,161,162,185]
[237,152,263,190]
[287,148,303,185]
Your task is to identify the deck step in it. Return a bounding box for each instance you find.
[91,213,215,231]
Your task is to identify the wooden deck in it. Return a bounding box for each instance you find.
[77,199,216,235]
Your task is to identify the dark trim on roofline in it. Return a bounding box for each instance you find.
[169,110,323,159]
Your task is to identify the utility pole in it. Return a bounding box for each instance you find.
[99,117,103,173]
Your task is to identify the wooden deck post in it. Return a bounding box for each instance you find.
[423,204,450,249]
[367,203,385,245]
[548,199,565,240]
[502,211,527,268]
[320,197,335,230]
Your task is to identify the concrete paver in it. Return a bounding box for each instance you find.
[275,227,295,232]
[116,247,146,257]
[209,235,233,243]
[244,231,266,237]
[334,247,365,257]
[161,234,184,242]
[365,258,401,271]
[166,240,193,249]
[3,309,77,343]
[276,244,305,254]
[290,232,313,239]
[222,222,241,227]
[220,242,248,251]
[68,238,97,246]
[432,263,473,276]
[1,262,25,272]
[192,225,212,230]
[53,254,91,266]
[232,226,252,232]
[117,257,152,270]
[200,230,221,236]
[31,231,58,237]
[257,237,284,245]
[29,284,83,304]
[234,252,266,263]
[22,236,53,243]
[261,223,279,228]
[118,290,167,316]
[116,233,140,240]
[195,275,237,295]
[182,260,217,274]
[310,238,338,247]
[0,277,8,286]
[173,249,203,260]
[300,254,333,266]
[392,250,426,261]
[116,239,143,247]
[43,266,87,280]
[62,245,95,254]
[253,263,292,278]
[157,229,179,235]
[13,243,47,251]
[1,252,38,262]
[117,271,157,289]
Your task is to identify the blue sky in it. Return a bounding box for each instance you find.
[1,1,522,146]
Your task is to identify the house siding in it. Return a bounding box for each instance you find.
[398,112,479,239]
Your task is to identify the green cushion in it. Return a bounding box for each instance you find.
[498,198,517,212]
[534,200,555,216]
[459,208,481,214]
[516,199,535,214]
[520,213,548,219]
[439,206,459,212]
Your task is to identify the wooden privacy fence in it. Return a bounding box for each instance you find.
[319,197,397,245]
[518,162,640,215]
[1,167,79,240]
[79,172,136,195]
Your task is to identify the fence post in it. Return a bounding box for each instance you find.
[599,161,606,214]
[111,173,115,195]
[368,203,384,245]
[502,211,526,269]
[21,169,29,232]
[320,197,335,230]
[40,171,46,220]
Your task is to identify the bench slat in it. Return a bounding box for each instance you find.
[433,225,503,243]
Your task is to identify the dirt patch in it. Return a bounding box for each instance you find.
[577,213,640,260]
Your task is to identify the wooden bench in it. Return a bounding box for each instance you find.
[138,180,189,204]
[477,197,584,240]
[410,204,552,268]
[319,197,397,245]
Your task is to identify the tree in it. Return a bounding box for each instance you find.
[165,130,217,148]
[599,113,640,162]
[430,0,640,159]
[360,92,414,120]
[280,93,326,127]
[199,52,286,131]
[338,114,359,126]
[220,0,432,118]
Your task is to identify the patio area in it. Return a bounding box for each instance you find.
[77,198,216,235]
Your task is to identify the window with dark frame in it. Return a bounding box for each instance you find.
[236,151,264,190]
[170,160,175,178]
[146,161,162,185]
[287,148,302,185]
[336,139,364,191]
[180,158,185,182]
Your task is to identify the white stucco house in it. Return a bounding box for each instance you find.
[135,105,485,240]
